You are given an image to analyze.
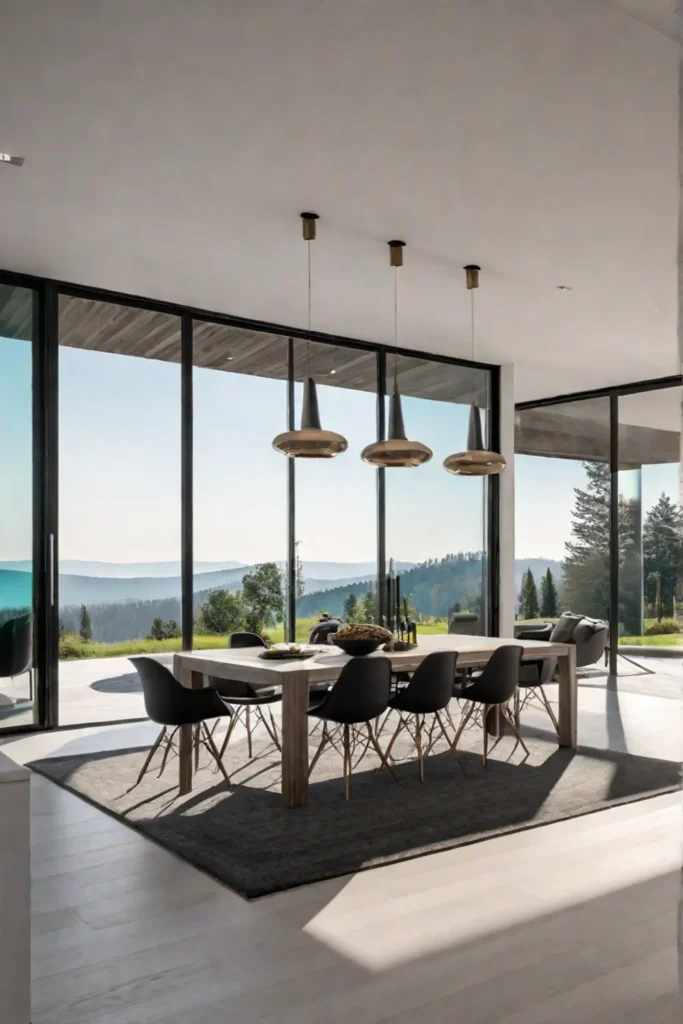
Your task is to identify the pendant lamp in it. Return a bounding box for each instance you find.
[443,264,506,476]
[361,241,433,468]
[272,214,348,459]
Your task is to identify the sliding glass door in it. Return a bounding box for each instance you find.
[0,283,40,731]
[57,294,182,726]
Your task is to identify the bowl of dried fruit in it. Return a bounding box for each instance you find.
[332,623,394,656]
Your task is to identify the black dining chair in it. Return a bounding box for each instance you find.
[307,656,397,800]
[211,631,283,761]
[0,614,33,700]
[515,656,560,736]
[451,645,528,765]
[130,656,232,789]
[381,651,462,782]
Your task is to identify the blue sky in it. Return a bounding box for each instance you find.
[1,336,680,566]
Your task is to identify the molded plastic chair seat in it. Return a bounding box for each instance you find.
[130,656,232,788]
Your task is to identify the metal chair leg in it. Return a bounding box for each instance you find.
[130,727,166,790]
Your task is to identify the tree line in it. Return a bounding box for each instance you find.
[517,567,559,620]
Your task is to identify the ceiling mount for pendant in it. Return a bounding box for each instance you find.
[361,241,433,468]
[443,263,506,477]
[272,213,348,459]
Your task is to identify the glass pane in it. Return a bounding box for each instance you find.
[515,397,611,626]
[58,295,181,725]
[385,355,491,637]
[193,322,287,647]
[293,341,378,640]
[618,387,682,644]
[0,284,36,729]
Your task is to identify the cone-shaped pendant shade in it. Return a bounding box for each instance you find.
[443,402,506,476]
[361,385,433,468]
[273,377,348,458]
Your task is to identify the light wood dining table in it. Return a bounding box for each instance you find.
[173,634,576,808]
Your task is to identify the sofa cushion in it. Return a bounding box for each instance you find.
[572,618,602,645]
[550,613,583,643]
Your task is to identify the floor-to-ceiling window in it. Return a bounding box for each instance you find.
[618,387,682,644]
[0,284,37,730]
[293,341,378,639]
[515,397,611,626]
[516,384,682,666]
[385,355,491,636]
[57,295,181,725]
[192,321,288,647]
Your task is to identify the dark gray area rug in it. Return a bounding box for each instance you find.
[28,724,681,899]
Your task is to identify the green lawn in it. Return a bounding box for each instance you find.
[619,633,683,647]
[58,616,453,660]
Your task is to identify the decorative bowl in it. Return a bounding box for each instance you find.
[332,638,384,657]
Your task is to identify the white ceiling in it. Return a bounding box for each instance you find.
[0,0,679,402]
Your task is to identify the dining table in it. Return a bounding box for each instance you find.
[173,633,576,808]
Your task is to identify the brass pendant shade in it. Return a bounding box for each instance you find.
[362,240,433,469]
[443,402,506,476]
[443,264,506,477]
[272,212,348,459]
[273,376,348,458]
[361,385,432,467]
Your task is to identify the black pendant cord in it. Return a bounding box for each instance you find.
[393,265,399,391]
[307,238,312,379]
[470,285,476,407]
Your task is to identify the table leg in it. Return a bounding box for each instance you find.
[281,671,310,808]
[557,646,577,748]
[179,670,204,796]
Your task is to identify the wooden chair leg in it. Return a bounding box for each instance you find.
[501,706,531,758]
[453,702,475,751]
[414,715,425,783]
[218,709,240,760]
[482,704,489,766]
[201,722,231,785]
[130,727,166,790]
[157,726,179,778]
[307,723,329,778]
[246,706,253,758]
[538,686,560,736]
[343,723,351,801]
[366,722,400,783]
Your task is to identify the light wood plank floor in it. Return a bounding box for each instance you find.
[2,673,681,1024]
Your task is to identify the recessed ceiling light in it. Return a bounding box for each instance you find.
[0,153,25,167]
[329,369,336,375]
[651,308,659,314]
[226,356,234,361]
[556,285,572,292]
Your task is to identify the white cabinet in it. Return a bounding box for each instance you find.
[0,750,30,1024]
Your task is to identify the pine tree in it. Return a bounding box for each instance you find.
[539,568,559,618]
[643,493,683,618]
[342,592,360,623]
[562,460,642,629]
[79,604,92,642]
[360,589,376,623]
[518,569,539,620]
